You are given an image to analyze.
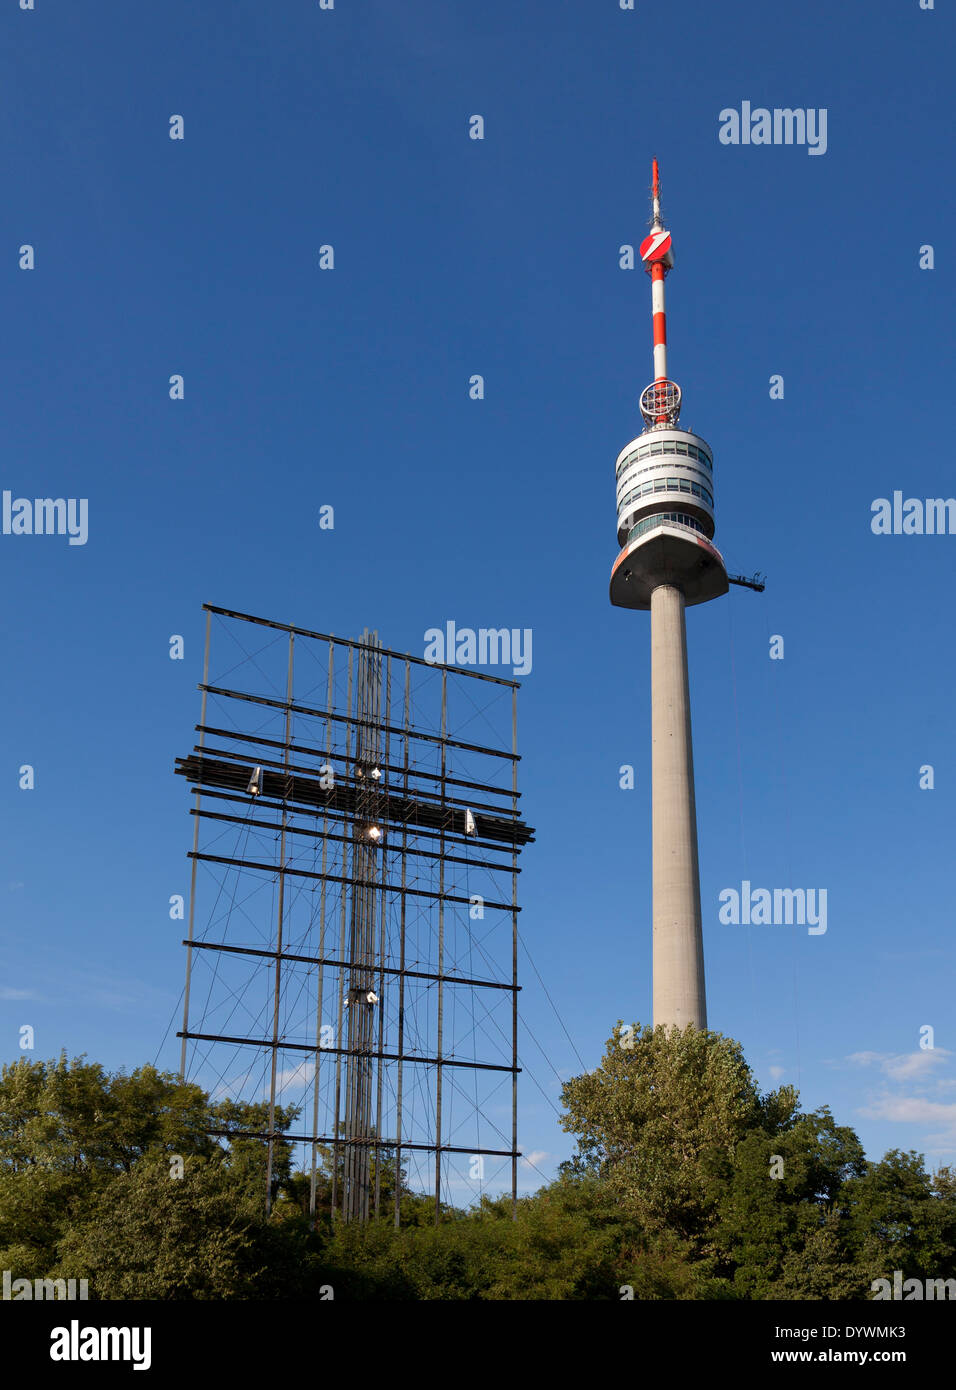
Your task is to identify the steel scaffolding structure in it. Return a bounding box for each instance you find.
[175,605,533,1224]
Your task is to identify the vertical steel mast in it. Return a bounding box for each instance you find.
[342,630,383,1222]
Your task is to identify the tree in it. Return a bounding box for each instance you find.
[559,1022,797,1256]
[0,1056,303,1295]
[54,1153,262,1299]
[4,1044,951,1299]
[844,1149,956,1285]
[207,1097,299,1207]
[715,1109,868,1298]
[0,1054,210,1176]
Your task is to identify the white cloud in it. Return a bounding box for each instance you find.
[273,1059,317,1092]
[848,1049,951,1081]
[849,1048,956,1161]
[847,1050,884,1067]
[860,1095,956,1126]
[859,1094,956,1152]
[521,1150,550,1169]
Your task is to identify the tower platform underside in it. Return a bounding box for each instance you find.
[609,523,729,610]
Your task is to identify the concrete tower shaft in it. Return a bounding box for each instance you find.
[650,585,706,1028]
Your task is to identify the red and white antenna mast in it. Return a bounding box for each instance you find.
[638,158,679,428]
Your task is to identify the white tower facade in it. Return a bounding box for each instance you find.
[610,161,728,1030]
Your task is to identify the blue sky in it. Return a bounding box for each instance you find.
[2,0,955,1195]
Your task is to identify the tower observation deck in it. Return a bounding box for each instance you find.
[609,161,727,1031]
[609,163,728,612]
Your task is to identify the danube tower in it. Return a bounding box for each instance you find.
[609,160,728,1030]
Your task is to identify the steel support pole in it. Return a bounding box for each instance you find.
[309,638,335,1222]
[393,658,410,1229]
[511,684,519,1218]
[265,631,295,1214]
[180,608,211,1081]
[434,669,447,1224]
[330,647,354,1217]
[373,656,390,1219]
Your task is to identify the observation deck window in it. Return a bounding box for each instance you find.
[618,478,715,513]
[626,512,707,544]
[618,438,713,479]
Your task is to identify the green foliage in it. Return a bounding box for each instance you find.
[207,1096,299,1203]
[320,1183,626,1300]
[54,1153,261,1299]
[1,1035,953,1300]
[715,1110,868,1298]
[844,1149,956,1284]
[0,1055,305,1298]
[559,1022,795,1247]
[0,1054,210,1175]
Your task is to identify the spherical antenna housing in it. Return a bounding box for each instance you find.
[640,379,681,428]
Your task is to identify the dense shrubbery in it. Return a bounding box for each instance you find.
[2,1028,953,1300]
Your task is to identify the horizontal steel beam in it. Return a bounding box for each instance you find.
[188,849,520,911]
[200,681,519,762]
[184,937,519,991]
[202,603,521,688]
[196,723,522,801]
[176,752,533,847]
[179,1029,519,1073]
[189,804,520,877]
[205,1126,518,1158]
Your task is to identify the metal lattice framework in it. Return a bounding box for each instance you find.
[639,378,682,428]
[175,605,533,1224]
